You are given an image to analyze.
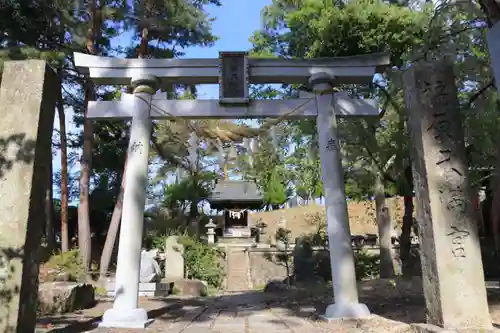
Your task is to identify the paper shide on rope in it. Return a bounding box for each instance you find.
[226,208,247,219]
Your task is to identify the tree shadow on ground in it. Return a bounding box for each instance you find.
[36,285,500,332]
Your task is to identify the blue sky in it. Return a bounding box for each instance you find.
[53,0,272,201]
[111,0,272,99]
[180,0,272,99]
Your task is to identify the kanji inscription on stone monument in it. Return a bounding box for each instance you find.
[404,59,491,330]
[219,51,249,104]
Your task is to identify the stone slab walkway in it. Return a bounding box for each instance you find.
[159,306,317,333]
[36,279,500,333]
[36,291,420,333]
[70,294,319,333]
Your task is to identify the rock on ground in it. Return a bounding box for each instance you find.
[170,279,208,296]
[264,279,294,292]
[38,282,96,315]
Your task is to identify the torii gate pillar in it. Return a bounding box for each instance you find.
[312,73,370,319]
[100,74,159,329]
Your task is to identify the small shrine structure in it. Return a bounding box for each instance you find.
[207,180,263,239]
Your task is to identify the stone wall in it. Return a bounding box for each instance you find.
[244,245,418,289]
[248,251,288,288]
[249,198,405,241]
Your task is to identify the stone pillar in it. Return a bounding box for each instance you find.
[0,60,57,333]
[164,236,184,281]
[312,73,370,319]
[403,60,491,330]
[206,220,216,244]
[100,74,159,329]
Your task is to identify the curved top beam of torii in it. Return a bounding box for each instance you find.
[73,51,390,86]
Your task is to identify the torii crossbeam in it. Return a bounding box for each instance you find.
[74,51,390,329]
[87,91,379,119]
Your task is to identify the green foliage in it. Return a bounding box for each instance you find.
[162,171,216,211]
[312,248,380,282]
[0,0,224,253]
[303,213,379,280]
[276,227,291,243]
[8,0,500,277]
[292,150,323,200]
[44,249,84,282]
[304,212,327,246]
[170,286,181,295]
[94,286,107,297]
[264,170,288,206]
[125,0,221,58]
[249,0,432,202]
[178,235,225,288]
[354,249,380,280]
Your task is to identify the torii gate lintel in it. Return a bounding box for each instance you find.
[74,51,389,86]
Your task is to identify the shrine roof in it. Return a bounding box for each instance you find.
[208,180,263,208]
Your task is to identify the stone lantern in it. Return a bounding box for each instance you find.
[255,219,267,244]
[205,219,217,244]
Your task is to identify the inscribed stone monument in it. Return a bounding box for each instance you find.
[164,236,184,281]
[403,60,491,330]
[0,60,57,333]
[292,237,315,282]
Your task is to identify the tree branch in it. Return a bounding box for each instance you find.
[468,79,495,107]
[373,81,401,117]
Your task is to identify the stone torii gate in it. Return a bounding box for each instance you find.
[74,51,390,328]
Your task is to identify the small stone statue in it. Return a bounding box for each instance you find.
[139,248,161,283]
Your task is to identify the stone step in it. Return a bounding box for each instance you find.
[226,249,252,292]
[217,236,256,244]
[106,282,169,297]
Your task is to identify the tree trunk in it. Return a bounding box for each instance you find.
[78,80,93,274]
[57,70,70,253]
[189,199,199,235]
[489,145,500,250]
[479,0,500,27]
[374,172,394,278]
[138,0,152,58]
[78,0,100,276]
[99,157,127,281]
[480,0,500,250]
[400,166,414,277]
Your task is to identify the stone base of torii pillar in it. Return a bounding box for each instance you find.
[99,74,158,329]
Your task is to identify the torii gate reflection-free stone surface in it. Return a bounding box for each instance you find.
[74,51,389,328]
